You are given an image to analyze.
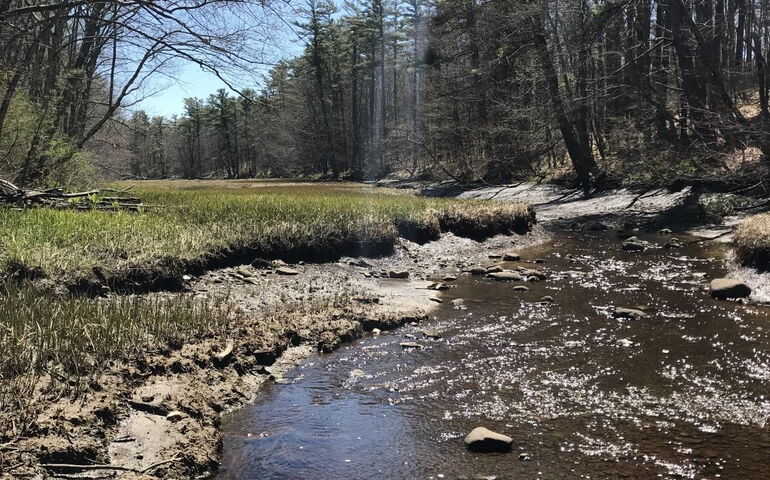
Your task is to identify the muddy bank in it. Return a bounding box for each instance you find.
[0,229,546,479]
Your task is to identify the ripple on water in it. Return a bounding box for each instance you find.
[217,232,770,480]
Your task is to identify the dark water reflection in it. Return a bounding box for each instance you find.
[218,231,770,479]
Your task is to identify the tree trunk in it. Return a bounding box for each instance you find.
[533,16,598,193]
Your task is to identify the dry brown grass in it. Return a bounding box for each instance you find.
[735,213,770,270]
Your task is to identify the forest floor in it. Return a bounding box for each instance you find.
[0,180,539,479]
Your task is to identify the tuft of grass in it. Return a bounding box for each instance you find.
[0,181,533,284]
[436,202,535,239]
[0,285,231,433]
[0,286,230,379]
[735,213,770,270]
[0,285,231,377]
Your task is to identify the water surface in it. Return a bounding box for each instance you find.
[218,231,770,479]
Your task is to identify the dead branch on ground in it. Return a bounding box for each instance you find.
[0,179,147,212]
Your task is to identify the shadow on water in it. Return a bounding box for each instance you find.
[217,230,770,480]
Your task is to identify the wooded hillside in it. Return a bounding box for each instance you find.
[2,0,769,190]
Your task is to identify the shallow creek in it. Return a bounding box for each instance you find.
[217,231,770,479]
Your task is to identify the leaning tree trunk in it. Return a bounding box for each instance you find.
[533,17,599,194]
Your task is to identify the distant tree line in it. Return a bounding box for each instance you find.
[126,0,770,190]
[3,1,769,190]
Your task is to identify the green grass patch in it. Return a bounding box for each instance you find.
[0,286,230,379]
[0,180,533,287]
[0,285,231,433]
[735,213,770,270]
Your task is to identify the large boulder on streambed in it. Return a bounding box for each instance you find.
[464,427,513,453]
[710,278,751,300]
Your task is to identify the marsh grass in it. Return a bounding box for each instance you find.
[735,213,770,270]
[0,287,230,378]
[0,181,533,438]
[0,181,533,283]
[0,285,231,434]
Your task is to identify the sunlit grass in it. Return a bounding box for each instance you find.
[735,213,770,270]
[0,180,533,280]
[0,285,232,433]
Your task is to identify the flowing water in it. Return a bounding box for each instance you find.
[217,230,770,479]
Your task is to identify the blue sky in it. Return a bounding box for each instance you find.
[135,6,306,118]
[137,65,230,118]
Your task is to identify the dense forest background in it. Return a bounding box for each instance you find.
[1,0,769,190]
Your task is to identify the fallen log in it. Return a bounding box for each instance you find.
[0,179,147,212]
[0,179,20,196]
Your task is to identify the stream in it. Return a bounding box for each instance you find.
[216,229,770,479]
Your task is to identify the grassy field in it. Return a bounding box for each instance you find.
[0,180,533,286]
[735,213,770,270]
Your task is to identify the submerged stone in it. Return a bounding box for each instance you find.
[612,307,648,319]
[622,238,648,252]
[487,271,522,281]
[563,270,585,276]
[421,329,441,339]
[502,252,521,261]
